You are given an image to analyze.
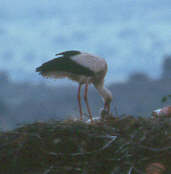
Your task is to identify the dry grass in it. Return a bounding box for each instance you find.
[0,116,171,174]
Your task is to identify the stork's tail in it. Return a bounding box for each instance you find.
[35,65,48,77]
[35,66,42,72]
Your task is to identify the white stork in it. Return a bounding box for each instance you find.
[36,50,112,122]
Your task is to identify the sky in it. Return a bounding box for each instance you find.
[1,0,171,85]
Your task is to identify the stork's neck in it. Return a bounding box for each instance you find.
[94,81,112,103]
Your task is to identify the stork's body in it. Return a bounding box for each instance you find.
[36,50,112,122]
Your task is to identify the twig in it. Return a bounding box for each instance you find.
[43,165,54,174]
[128,167,133,174]
[114,142,131,154]
[101,136,117,150]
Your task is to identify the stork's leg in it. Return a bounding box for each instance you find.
[77,83,83,120]
[84,82,93,122]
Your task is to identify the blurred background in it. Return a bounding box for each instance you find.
[0,0,171,130]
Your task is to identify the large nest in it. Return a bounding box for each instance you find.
[0,116,171,174]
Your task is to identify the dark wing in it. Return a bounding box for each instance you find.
[36,56,95,76]
[56,50,81,57]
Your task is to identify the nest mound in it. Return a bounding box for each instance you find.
[0,116,171,174]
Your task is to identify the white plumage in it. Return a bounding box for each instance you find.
[71,52,107,73]
[36,50,112,122]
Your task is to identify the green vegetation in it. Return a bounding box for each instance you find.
[161,94,171,103]
[0,116,170,174]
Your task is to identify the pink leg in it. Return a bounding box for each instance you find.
[84,82,93,122]
[77,84,83,120]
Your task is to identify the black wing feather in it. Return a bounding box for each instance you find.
[36,56,94,76]
[56,50,81,57]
